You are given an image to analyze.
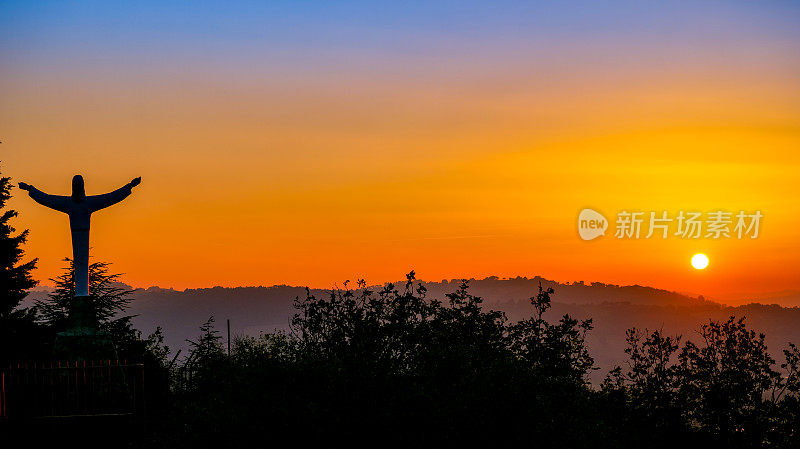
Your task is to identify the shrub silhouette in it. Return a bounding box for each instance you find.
[145,274,800,447]
[603,317,800,447]
[168,273,605,447]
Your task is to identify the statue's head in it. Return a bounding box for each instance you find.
[72,175,86,202]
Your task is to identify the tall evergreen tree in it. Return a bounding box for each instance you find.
[0,163,40,362]
[0,166,37,316]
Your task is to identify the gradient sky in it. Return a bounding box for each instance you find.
[1,1,799,301]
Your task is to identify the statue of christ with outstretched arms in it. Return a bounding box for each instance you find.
[19,175,141,297]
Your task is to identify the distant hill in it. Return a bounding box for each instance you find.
[23,277,800,384]
[417,276,711,317]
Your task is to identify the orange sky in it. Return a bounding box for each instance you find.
[1,2,799,301]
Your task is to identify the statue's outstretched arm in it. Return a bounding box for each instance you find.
[87,177,140,212]
[20,184,72,213]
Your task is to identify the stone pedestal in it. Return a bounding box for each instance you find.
[53,295,116,359]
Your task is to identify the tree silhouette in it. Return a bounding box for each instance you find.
[170,273,607,446]
[186,316,225,365]
[605,316,800,447]
[35,258,133,329]
[509,281,595,384]
[0,164,40,363]
[679,317,787,446]
[601,328,688,444]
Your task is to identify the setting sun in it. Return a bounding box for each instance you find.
[691,253,709,270]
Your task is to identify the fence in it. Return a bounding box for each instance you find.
[0,360,145,419]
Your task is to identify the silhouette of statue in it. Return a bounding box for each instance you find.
[19,175,141,297]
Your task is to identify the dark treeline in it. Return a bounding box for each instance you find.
[4,263,800,447]
[152,273,800,448]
